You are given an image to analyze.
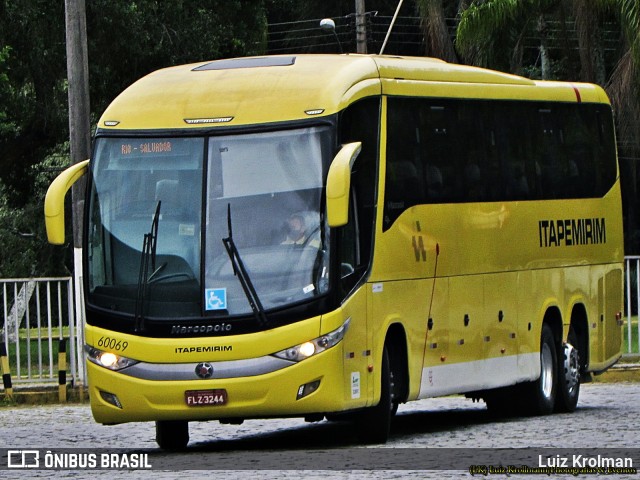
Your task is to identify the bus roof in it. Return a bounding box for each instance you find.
[98,54,610,131]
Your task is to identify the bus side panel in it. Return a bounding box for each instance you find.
[590,266,623,371]
[483,272,519,378]
[516,269,550,380]
[335,286,372,409]
[603,268,623,362]
[588,265,623,372]
[367,278,431,403]
[417,277,449,400]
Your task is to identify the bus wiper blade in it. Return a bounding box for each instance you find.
[222,203,268,327]
[134,201,161,333]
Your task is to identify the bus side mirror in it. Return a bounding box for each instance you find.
[326,142,361,227]
[44,159,90,245]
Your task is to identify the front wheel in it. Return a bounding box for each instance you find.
[355,347,392,444]
[156,420,189,450]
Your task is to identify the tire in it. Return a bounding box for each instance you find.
[356,347,392,444]
[156,420,189,450]
[522,324,557,415]
[555,327,580,412]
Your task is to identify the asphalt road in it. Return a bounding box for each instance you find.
[1,382,639,479]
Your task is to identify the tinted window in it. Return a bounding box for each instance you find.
[384,97,617,229]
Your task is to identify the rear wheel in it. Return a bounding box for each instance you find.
[156,420,189,450]
[356,347,392,444]
[555,328,580,412]
[522,324,557,415]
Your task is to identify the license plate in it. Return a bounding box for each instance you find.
[185,389,228,407]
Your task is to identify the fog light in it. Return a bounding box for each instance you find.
[296,380,321,400]
[99,390,123,409]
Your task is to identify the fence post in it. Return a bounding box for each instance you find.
[627,258,632,353]
[637,258,640,355]
[58,338,67,402]
[0,343,13,399]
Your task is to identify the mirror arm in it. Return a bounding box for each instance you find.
[326,142,362,227]
[44,159,89,245]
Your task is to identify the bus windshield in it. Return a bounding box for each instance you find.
[87,126,333,320]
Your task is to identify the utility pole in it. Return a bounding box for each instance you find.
[355,0,367,54]
[65,0,90,383]
[65,0,90,245]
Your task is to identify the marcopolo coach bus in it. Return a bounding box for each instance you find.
[45,54,624,449]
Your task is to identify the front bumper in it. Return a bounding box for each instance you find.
[88,340,351,424]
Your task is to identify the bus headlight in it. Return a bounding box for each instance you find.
[273,318,350,362]
[85,345,139,371]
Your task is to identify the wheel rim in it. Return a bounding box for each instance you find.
[564,343,580,395]
[540,342,554,399]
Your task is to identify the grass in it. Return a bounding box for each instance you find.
[1,318,638,383]
[623,315,639,355]
[2,327,71,381]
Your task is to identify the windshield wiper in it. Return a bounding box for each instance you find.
[134,201,161,333]
[222,203,268,327]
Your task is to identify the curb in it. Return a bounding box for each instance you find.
[2,363,640,406]
[1,385,88,406]
[0,363,640,408]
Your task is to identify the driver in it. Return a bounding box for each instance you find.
[282,213,320,247]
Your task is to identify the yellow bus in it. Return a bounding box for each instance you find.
[45,54,624,449]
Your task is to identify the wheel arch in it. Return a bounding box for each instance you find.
[543,306,563,346]
[569,303,589,372]
[384,322,410,404]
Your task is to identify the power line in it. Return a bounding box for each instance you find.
[266,14,622,57]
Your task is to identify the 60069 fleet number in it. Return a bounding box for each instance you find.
[97,336,128,351]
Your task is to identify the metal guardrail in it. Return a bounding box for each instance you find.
[1,260,639,392]
[626,256,640,355]
[1,277,83,386]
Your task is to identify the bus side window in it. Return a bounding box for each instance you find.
[339,96,379,283]
[384,101,425,227]
[421,103,458,203]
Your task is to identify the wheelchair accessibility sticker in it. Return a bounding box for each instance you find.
[205,288,227,311]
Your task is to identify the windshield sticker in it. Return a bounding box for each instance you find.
[351,371,361,399]
[179,224,195,236]
[205,288,227,311]
[303,284,315,294]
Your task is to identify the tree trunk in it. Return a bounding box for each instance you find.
[4,281,36,342]
[573,0,606,85]
[537,14,551,80]
[418,0,457,62]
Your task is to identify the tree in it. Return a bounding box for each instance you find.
[456,0,568,78]
[454,0,640,251]
[416,0,458,61]
[605,0,640,157]
[604,0,640,251]
[86,1,268,118]
[573,0,607,84]
[0,0,269,278]
[0,1,68,207]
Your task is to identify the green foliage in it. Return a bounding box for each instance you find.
[0,146,72,278]
[456,0,558,69]
[86,1,268,115]
[0,0,639,276]
[0,46,14,137]
[0,0,269,278]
